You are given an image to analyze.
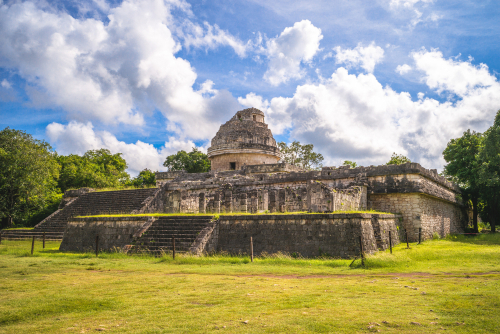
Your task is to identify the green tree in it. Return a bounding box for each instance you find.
[278,141,324,170]
[163,148,211,173]
[129,169,157,187]
[342,160,358,168]
[442,130,484,232]
[0,128,60,228]
[387,153,411,165]
[57,149,130,192]
[478,110,500,233]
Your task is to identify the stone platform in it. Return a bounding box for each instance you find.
[58,213,401,258]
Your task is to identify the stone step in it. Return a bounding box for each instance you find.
[128,217,213,255]
[146,226,209,232]
[143,238,196,247]
[141,235,197,241]
[144,234,199,240]
[144,246,191,251]
[156,218,214,220]
[147,230,200,234]
[153,222,211,224]
[34,188,158,231]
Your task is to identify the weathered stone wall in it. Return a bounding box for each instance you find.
[366,173,459,204]
[148,162,465,240]
[59,217,153,252]
[158,181,366,215]
[210,152,280,172]
[215,213,400,258]
[371,214,400,250]
[207,108,281,172]
[243,163,305,174]
[58,214,400,258]
[155,171,186,186]
[368,193,467,241]
[307,181,367,212]
[189,221,219,255]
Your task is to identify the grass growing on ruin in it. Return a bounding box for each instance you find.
[1,235,499,333]
[76,209,393,218]
[93,185,157,192]
[1,227,34,230]
[65,185,157,193]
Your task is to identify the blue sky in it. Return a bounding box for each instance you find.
[1,0,499,175]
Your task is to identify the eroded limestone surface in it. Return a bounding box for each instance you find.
[207,108,281,172]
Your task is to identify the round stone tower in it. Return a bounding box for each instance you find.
[207,108,281,172]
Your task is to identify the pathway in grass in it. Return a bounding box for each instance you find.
[0,236,499,333]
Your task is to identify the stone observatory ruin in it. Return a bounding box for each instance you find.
[207,107,281,172]
[9,107,468,257]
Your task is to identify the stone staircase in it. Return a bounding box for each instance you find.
[130,216,214,255]
[0,188,158,240]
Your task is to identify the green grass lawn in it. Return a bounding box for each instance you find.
[0,234,499,333]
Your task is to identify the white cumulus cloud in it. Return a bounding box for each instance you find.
[46,121,196,176]
[238,92,269,111]
[1,79,11,89]
[240,50,500,170]
[180,21,251,57]
[412,49,497,97]
[0,0,241,139]
[334,42,385,73]
[396,64,412,75]
[263,20,323,86]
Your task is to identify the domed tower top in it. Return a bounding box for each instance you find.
[207,108,281,172]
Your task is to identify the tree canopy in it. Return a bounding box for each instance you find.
[0,128,60,228]
[163,148,211,173]
[477,110,500,233]
[442,110,500,233]
[342,160,358,168]
[278,141,324,170]
[386,153,411,165]
[443,130,484,232]
[128,169,156,187]
[57,149,129,192]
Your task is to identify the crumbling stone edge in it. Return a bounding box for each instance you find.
[189,219,219,255]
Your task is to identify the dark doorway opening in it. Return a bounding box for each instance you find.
[253,115,256,121]
[230,162,236,170]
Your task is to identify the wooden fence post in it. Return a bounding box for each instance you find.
[95,235,99,257]
[418,228,422,244]
[31,236,35,255]
[359,235,365,267]
[43,232,46,249]
[389,231,393,254]
[405,230,410,249]
[250,236,254,262]
[172,237,176,260]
